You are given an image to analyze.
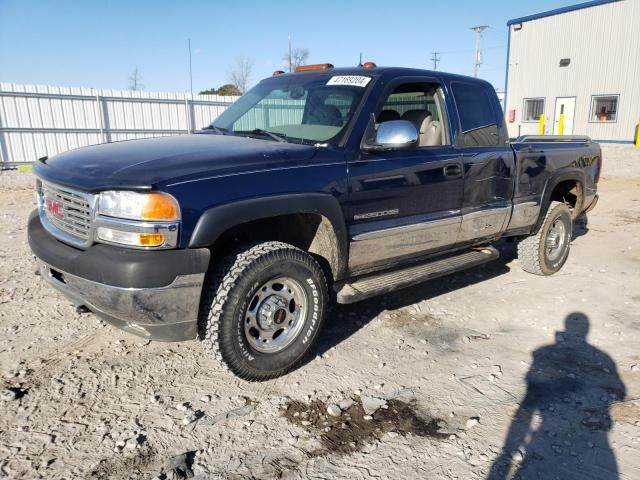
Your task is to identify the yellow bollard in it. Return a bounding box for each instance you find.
[636,121,640,147]
[558,113,565,135]
[539,114,545,135]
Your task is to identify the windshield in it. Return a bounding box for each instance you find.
[209,74,371,145]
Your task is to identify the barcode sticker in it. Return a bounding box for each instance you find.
[326,76,371,87]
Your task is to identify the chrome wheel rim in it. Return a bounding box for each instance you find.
[545,217,567,262]
[244,277,308,353]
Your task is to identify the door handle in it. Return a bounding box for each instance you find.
[444,164,462,178]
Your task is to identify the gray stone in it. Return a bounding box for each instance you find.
[1,388,18,401]
[339,398,355,410]
[326,404,341,417]
[199,403,256,427]
[465,417,479,429]
[360,395,387,415]
[182,410,203,425]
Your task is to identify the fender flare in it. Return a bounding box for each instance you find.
[534,169,585,233]
[188,193,348,278]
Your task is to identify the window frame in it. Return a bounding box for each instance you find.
[371,77,452,148]
[522,97,545,123]
[589,94,620,124]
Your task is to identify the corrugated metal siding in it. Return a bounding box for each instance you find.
[505,0,640,141]
[0,83,239,164]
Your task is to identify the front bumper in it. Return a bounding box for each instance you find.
[28,211,210,341]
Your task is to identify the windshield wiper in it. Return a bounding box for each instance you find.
[200,125,231,135]
[236,129,288,143]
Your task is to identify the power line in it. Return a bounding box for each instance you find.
[431,52,441,71]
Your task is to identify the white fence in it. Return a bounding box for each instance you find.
[0,83,239,165]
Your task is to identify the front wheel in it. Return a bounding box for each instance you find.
[517,201,573,275]
[198,241,327,381]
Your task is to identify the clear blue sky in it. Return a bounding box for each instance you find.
[1,0,578,93]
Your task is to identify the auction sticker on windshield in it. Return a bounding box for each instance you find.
[326,76,371,87]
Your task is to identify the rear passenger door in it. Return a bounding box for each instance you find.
[345,78,464,273]
[450,81,515,244]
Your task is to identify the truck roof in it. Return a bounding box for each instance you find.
[268,66,494,88]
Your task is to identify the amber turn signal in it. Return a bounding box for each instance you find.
[138,233,166,247]
[141,193,179,220]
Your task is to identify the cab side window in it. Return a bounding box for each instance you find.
[451,82,499,146]
[377,82,448,147]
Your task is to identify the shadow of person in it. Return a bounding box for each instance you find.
[487,313,626,480]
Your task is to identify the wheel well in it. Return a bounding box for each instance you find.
[210,213,340,283]
[549,180,583,218]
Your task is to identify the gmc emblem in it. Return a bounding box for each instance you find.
[45,198,64,219]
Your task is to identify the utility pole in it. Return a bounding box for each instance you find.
[188,38,193,97]
[470,25,489,77]
[430,52,440,71]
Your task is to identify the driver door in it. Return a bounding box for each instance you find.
[344,79,464,274]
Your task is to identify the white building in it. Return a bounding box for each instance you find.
[504,0,640,143]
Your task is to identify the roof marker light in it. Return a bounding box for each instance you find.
[294,63,334,72]
[362,61,377,69]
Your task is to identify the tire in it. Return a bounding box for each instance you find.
[518,201,573,276]
[198,241,327,381]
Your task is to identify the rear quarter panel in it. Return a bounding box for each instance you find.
[506,140,601,234]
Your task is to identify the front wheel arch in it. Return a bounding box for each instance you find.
[188,194,348,279]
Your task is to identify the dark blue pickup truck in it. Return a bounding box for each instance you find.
[28,64,600,380]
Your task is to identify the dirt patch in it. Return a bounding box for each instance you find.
[283,398,446,456]
[611,400,640,425]
[90,446,158,478]
[614,210,640,226]
[382,311,490,350]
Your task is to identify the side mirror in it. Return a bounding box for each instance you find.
[362,119,418,152]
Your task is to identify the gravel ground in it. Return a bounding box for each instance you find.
[1,154,639,479]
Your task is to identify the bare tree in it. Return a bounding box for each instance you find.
[282,47,310,72]
[228,56,253,94]
[128,67,144,91]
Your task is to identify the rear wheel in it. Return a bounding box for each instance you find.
[198,241,327,381]
[518,201,573,275]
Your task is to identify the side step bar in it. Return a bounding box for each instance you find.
[335,247,499,304]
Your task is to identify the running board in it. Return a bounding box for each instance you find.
[335,247,499,304]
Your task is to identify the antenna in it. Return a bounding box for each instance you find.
[470,25,489,77]
[431,52,440,71]
[359,52,363,67]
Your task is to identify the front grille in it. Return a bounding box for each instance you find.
[41,181,92,243]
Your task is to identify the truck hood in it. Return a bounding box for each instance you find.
[33,133,319,192]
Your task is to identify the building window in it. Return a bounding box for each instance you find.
[523,98,544,122]
[590,95,619,122]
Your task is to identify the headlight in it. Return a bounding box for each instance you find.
[95,191,180,249]
[98,191,179,221]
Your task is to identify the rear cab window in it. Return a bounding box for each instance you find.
[451,82,500,147]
